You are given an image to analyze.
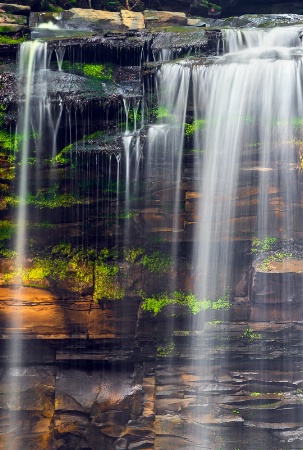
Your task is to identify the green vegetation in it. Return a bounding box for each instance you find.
[26,188,82,209]
[93,261,124,301]
[173,330,190,336]
[142,250,173,274]
[0,129,16,153]
[185,119,206,137]
[242,328,262,342]
[128,107,141,128]
[250,392,261,397]
[149,105,175,124]
[4,184,83,209]
[62,61,113,81]
[0,35,28,45]
[199,0,222,12]
[251,236,277,253]
[3,244,125,301]
[258,252,293,271]
[157,341,175,357]
[0,220,56,258]
[124,247,144,264]
[51,143,72,165]
[140,290,231,315]
[0,220,15,242]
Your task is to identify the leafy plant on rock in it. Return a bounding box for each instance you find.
[142,250,173,274]
[140,290,231,315]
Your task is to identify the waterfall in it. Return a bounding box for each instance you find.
[7,16,303,449]
[5,40,48,450]
[194,27,303,300]
[146,62,190,234]
[15,41,48,271]
[188,26,303,447]
[223,27,302,53]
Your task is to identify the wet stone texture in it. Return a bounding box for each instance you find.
[1,12,303,450]
[0,262,303,449]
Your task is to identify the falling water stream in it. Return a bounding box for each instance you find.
[194,27,303,297]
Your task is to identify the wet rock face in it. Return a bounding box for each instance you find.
[1,10,303,450]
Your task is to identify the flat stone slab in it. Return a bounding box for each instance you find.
[60,8,145,32]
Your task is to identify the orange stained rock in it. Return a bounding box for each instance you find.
[0,286,57,302]
[258,258,303,273]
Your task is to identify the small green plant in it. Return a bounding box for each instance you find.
[157,341,175,357]
[0,220,16,242]
[250,392,261,397]
[150,105,175,124]
[185,119,206,137]
[140,290,231,315]
[142,250,173,274]
[124,247,144,264]
[173,330,190,336]
[242,328,262,342]
[258,252,293,271]
[128,108,141,127]
[251,237,277,253]
[2,244,124,301]
[0,35,28,45]
[93,261,125,302]
[62,61,113,81]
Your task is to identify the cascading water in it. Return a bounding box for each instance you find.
[6,13,303,449]
[194,27,303,297]
[222,26,302,52]
[6,31,73,448]
[189,26,303,447]
[5,40,48,450]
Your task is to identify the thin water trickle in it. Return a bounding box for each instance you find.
[15,40,48,274]
[55,46,66,71]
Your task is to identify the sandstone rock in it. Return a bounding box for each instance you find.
[61,8,145,32]
[187,18,201,26]
[121,9,145,30]
[63,8,122,32]
[144,10,187,27]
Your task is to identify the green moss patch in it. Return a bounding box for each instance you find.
[140,290,231,315]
